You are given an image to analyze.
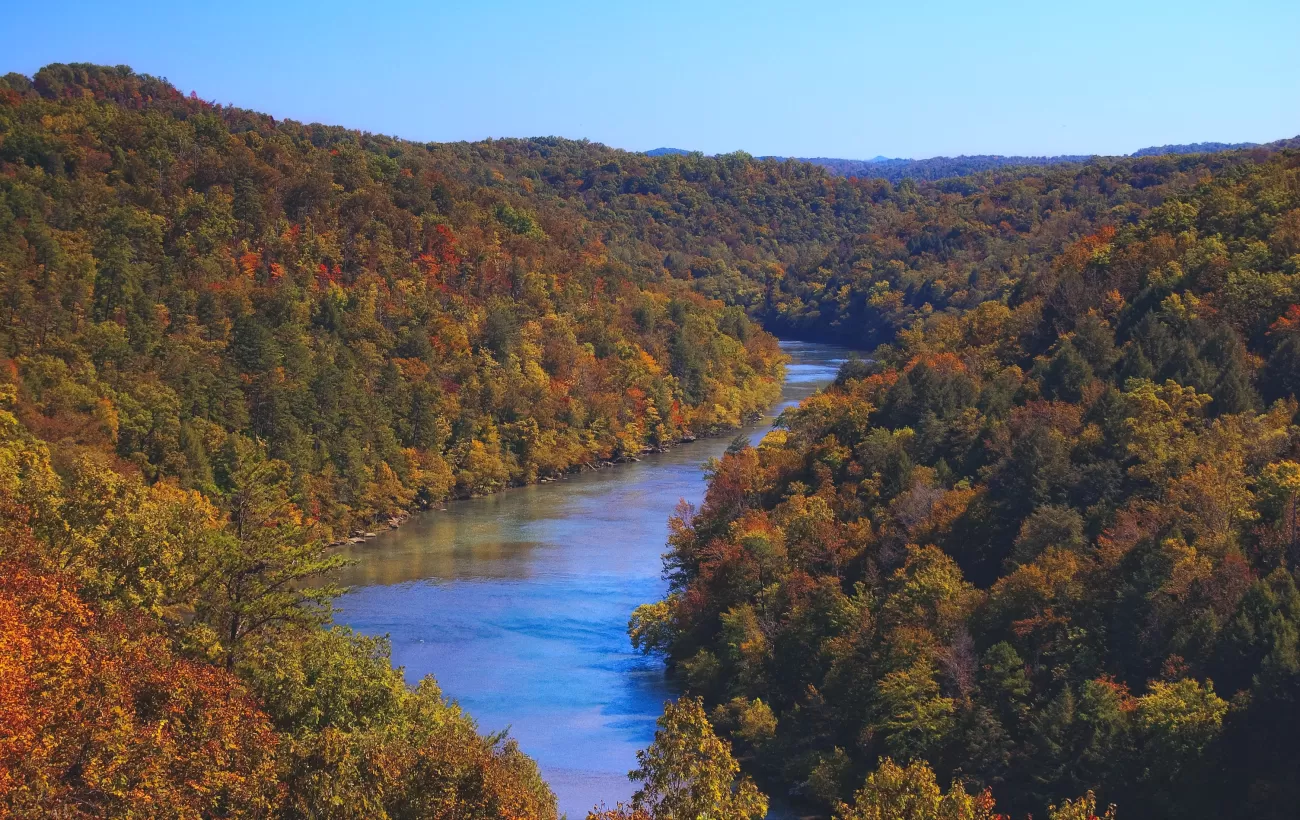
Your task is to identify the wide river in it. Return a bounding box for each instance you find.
[332,341,851,818]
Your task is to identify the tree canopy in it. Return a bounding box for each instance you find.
[6,61,1300,819]
[632,134,1300,819]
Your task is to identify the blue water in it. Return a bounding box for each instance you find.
[332,341,851,818]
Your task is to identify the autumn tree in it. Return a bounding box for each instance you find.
[0,545,281,816]
[242,626,557,819]
[1049,791,1117,820]
[835,758,1000,820]
[628,697,768,820]
[197,435,347,669]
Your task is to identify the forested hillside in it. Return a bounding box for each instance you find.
[0,64,784,536]
[5,61,1300,819]
[406,130,1264,357]
[11,64,1260,539]
[631,144,1300,818]
[0,62,794,818]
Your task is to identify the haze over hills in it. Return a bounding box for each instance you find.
[645,137,1286,182]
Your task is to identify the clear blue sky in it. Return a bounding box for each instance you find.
[5,0,1298,158]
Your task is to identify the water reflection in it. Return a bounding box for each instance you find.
[333,341,852,818]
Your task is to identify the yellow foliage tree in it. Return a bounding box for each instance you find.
[628,697,768,820]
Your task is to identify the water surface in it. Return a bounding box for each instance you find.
[333,341,851,817]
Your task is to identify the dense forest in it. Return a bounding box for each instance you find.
[0,62,791,818]
[632,139,1300,818]
[5,61,1300,818]
[0,63,785,538]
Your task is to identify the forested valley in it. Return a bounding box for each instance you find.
[3,62,1300,818]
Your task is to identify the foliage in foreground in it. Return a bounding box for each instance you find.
[587,697,766,820]
[0,389,556,818]
[589,730,1114,820]
[831,756,1113,820]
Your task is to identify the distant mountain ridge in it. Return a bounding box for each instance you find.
[775,153,1093,181]
[643,136,1296,181]
[1130,140,1258,157]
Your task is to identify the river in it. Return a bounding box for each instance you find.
[331,340,851,818]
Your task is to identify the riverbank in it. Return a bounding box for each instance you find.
[327,407,773,548]
[329,341,853,818]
